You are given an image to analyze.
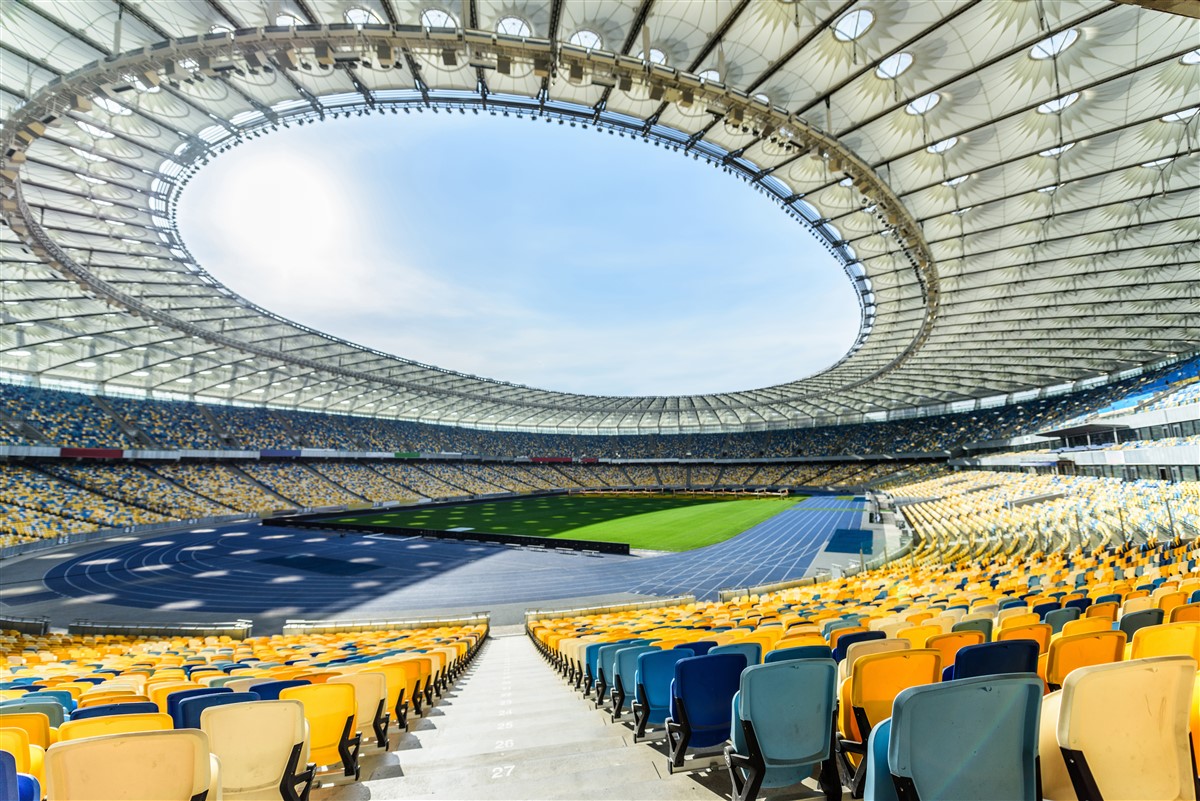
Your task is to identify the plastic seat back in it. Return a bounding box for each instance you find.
[635,649,691,723]
[997,623,1052,654]
[889,675,1042,801]
[1085,601,1119,622]
[1058,656,1196,801]
[1171,603,1200,624]
[864,718,898,801]
[176,692,261,730]
[17,691,74,712]
[676,641,717,656]
[1037,690,1075,801]
[1131,622,1200,662]
[997,613,1040,633]
[709,643,761,668]
[0,750,16,801]
[951,618,993,640]
[948,640,1038,681]
[1045,607,1081,634]
[849,649,942,733]
[731,659,837,790]
[1061,616,1112,638]
[1119,608,1166,640]
[252,679,310,701]
[44,728,214,801]
[165,687,232,728]
[832,630,885,663]
[670,654,744,749]
[328,673,386,736]
[0,701,65,728]
[279,682,358,772]
[69,702,158,721]
[0,712,54,749]
[58,712,173,741]
[201,699,309,798]
[839,639,910,684]
[1046,631,1127,688]
[614,647,657,710]
[765,645,832,664]
[925,631,986,669]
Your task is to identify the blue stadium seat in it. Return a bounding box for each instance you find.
[12,690,74,712]
[765,645,833,664]
[165,687,233,728]
[0,699,66,727]
[709,643,761,669]
[1118,608,1164,639]
[725,659,839,801]
[665,653,744,772]
[249,680,310,701]
[611,646,657,720]
[70,702,159,721]
[863,718,897,801]
[176,692,261,730]
[946,641,1038,681]
[951,619,993,641]
[675,641,717,656]
[1031,601,1060,620]
[887,675,1042,800]
[0,749,39,801]
[1044,607,1081,634]
[632,649,692,742]
[596,640,644,707]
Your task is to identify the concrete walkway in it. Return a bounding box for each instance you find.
[317,627,733,800]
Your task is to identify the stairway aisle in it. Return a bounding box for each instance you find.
[319,627,728,800]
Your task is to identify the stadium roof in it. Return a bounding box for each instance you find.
[1,0,1197,435]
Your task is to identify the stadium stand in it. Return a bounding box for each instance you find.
[307,462,420,504]
[106,397,224,451]
[239,463,362,508]
[149,463,291,514]
[0,464,167,539]
[0,385,131,449]
[39,463,232,520]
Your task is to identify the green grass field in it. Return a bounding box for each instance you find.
[328,493,801,552]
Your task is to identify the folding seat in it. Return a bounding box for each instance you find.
[329,673,390,750]
[372,661,422,725]
[724,660,840,801]
[1119,608,1165,640]
[940,637,1036,681]
[998,612,1041,633]
[674,640,717,657]
[69,702,158,721]
[924,631,986,672]
[886,675,1042,801]
[665,653,744,773]
[997,623,1052,655]
[279,683,361,779]
[1122,596,1154,616]
[1032,601,1062,620]
[1085,601,1119,622]
[1044,630,1127,691]
[176,693,262,731]
[1131,622,1200,662]
[863,718,897,801]
[1,747,40,801]
[249,680,309,702]
[13,692,74,713]
[764,645,832,664]
[0,727,44,788]
[1045,607,1081,634]
[385,654,436,708]
[0,700,65,728]
[0,712,57,750]
[201,699,315,801]
[58,712,173,741]
[709,643,761,669]
[225,678,272,695]
[1172,603,1200,624]
[839,639,911,684]
[951,618,993,641]
[44,728,220,801]
[1056,656,1197,801]
[166,687,233,728]
[828,627,869,651]
[832,631,885,663]
[148,682,201,713]
[773,634,828,650]
[837,649,941,797]
[610,646,658,719]
[1037,690,1075,800]
[596,641,644,708]
[1060,617,1112,639]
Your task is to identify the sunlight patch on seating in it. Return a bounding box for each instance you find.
[159,600,204,610]
[230,549,260,555]
[63,593,116,604]
[133,564,172,572]
[270,575,303,583]
[194,570,229,578]
[79,558,120,566]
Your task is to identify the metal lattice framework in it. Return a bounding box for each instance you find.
[1,0,1197,434]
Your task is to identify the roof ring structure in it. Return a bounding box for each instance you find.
[0,3,1195,435]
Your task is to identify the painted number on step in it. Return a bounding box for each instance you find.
[495,739,514,750]
[490,765,515,779]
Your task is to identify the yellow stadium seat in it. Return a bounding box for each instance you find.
[997,623,1053,655]
[58,712,173,741]
[279,683,361,779]
[0,711,57,747]
[1045,631,1127,691]
[329,673,390,750]
[200,699,315,801]
[1131,623,1200,662]
[45,729,220,801]
[0,726,45,787]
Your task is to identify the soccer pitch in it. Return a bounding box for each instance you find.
[328,493,802,551]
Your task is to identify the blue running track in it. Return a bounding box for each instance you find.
[40,497,863,616]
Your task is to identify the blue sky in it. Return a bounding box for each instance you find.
[178,113,859,396]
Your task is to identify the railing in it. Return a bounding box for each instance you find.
[524,595,695,624]
[282,613,490,635]
[68,619,254,640]
[0,614,50,636]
